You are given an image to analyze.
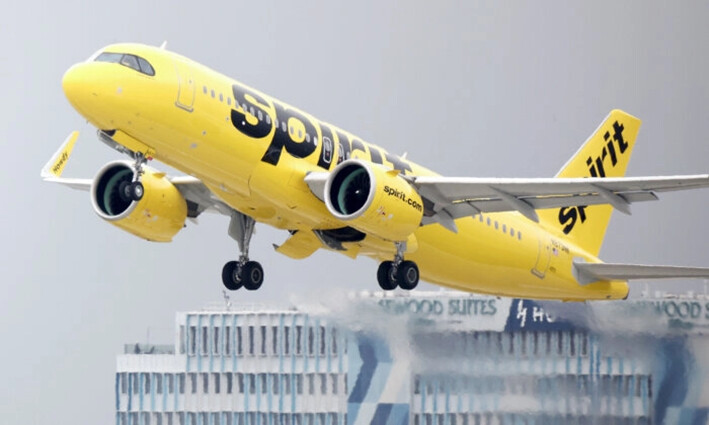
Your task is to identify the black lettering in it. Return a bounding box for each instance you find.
[369,146,383,165]
[594,156,606,178]
[605,134,618,166]
[317,122,336,170]
[335,131,351,164]
[261,103,318,165]
[558,207,578,235]
[230,83,272,139]
[586,157,598,177]
[613,121,628,153]
[350,138,368,159]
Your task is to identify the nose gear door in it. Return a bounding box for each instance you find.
[173,60,195,112]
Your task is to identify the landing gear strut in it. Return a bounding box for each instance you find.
[222,211,264,291]
[115,154,147,202]
[377,242,419,291]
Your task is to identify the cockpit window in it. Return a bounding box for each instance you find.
[120,54,140,72]
[95,52,156,76]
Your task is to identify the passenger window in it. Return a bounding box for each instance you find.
[137,57,155,76]
[211,89,215,98]
[502,224,507,233]
[257,111,263,121]
[510,228,515,237]
[281,122,287,132]
[219,93,223,102]
[305,133,311,143]
[250,107,255,116]
[518,232,522,240]
[227,97,231,106]
[266,115,272,125]
[494,221,498,230]
[298,129,303,138]
[120,55,141,72]
[203,86,208,94]
[313,137,319,146]
[487,218,491,226]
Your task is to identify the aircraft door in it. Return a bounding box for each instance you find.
[173,60,195,112]
[531,234,552,278]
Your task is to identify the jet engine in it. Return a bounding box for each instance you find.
[324,159,423,242]
[91,161,187,242]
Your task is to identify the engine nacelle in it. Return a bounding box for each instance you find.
[324,159,423,242]
[91,161,187,242]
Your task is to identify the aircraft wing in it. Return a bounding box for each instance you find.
[41,131,230,218]
[411,175,709,232]
[572,259,709,284]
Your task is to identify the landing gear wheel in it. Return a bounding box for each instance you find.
[377,261,398,290]
[241,261,264,291]
[119,181,132,202]
[129,181,144,201]
[397,261,419,290]
[221,261,242,291]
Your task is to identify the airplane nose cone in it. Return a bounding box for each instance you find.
[62,64,86,108]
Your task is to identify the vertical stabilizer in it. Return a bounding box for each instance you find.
[537,110,642,256]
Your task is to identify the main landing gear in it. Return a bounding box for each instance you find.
[377,242,419,291]
[222,211,264,291]
[118,153,147,202]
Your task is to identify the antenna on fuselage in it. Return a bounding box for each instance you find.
[159,40,168,50]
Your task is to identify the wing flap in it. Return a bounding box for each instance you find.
[573,259,709,285]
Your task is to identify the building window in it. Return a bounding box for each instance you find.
[167,374,174,394]
[143,373,150,393]
[236,373,244,393]
[273,374,279,395]
[201,326,208,355]
[179,326,185,354]
[260,374,267,394]
[320,373,327,394]
[225,326,231,355]
[308,374,315,395]
[213,327,220,355]
[308,327,315,356]
[120,372,127,394]
[237,327,243,355]
[331,374,338,394]
[272,326,279,355]
[261,326,267,355]
[248,326,255,355]
[190,373,197,394]
[295,326,302,355]
[213,373,220,394]
[202,373,209,393]
[331,328,338,354]
[296,374,303,395]
[319,327,326,356]
[178,374,185,394]
[284,374,291,395]
[226,373,233,394]
[249,374,256,394]
[189,326,196,356]
[156,374,163,394]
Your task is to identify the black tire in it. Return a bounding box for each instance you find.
[242,261,264,291]
[129,181,144,201]
[397,261,419,290]
[377,261,397,290]
[221,261,242,291]
[119,180,132,202]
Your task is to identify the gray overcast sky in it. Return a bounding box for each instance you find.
[2,1,709,423]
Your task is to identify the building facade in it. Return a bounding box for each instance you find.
[116,292,709,425]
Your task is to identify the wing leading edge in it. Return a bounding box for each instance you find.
[573,259,709,285]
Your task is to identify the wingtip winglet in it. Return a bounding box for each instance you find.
[41,131,79,179]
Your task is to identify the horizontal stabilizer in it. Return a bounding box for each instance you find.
[573,258,709,285]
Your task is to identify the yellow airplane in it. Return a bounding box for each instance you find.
[43,42,709,301]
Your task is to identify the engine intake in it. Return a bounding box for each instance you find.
[324,160,423,242]
[91,161,187,242]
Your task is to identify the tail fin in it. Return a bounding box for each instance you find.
[537,110,642,256]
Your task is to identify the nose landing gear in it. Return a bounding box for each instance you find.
[222,210,264,291]
[376,242,419,291]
